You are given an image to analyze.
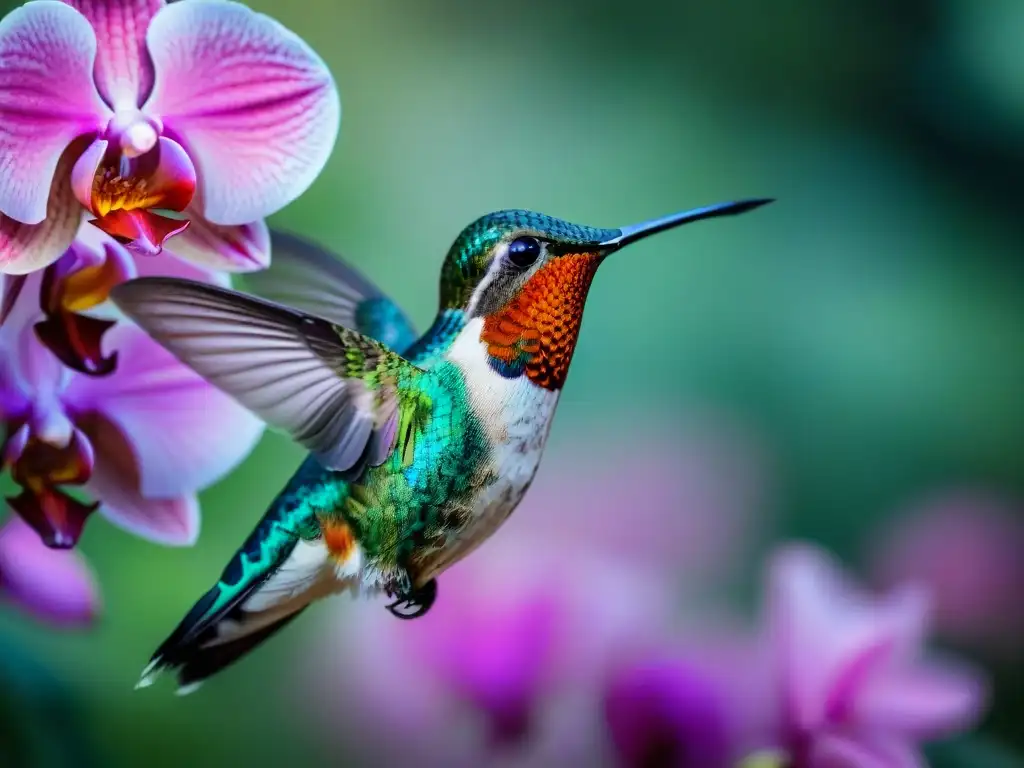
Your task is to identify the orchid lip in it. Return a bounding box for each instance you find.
[599,198,774,252]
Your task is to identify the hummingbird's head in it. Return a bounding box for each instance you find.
[439,199,771,389]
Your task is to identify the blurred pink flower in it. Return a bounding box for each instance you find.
[768,544,987,768]
[0,514,96,626]
[868,492,1024,658]
[0,0,339,266]
[302,422,768,767]
[603,653,748,768]
[0,260,263,548]
[0,515,97,625]
[599,613,780,768]
[310,539,683,767]
[599,542,991,768]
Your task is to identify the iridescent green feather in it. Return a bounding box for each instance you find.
[336,361,490,568]
[195,353,486,607]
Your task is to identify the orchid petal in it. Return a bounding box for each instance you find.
[88,209,189,255]
[65,323,264,498]
[856,659,987,740]
[9,306,66,400]
[70,137,107,211]
[97,486,200,547]
[0,279,38,416]
[768,544,930,731]
[7,425,94,483]
[59,241,137,312]
[0,515,99,625]
[144,0,340,224]
[79,410,199,545]
[2,424,29,468]
[7,485,98,549]
[130,244,231,288]
[64,0,164,110]
[0,155,83,275]
[165,215,270,272]
[4,426,96,547]
[28,243,122,374]
[810,733,925,768]
[0,1,108,224]
[34,311,117,376]
[0,273,25,325]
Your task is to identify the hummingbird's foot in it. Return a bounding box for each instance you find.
[385,578,437,620]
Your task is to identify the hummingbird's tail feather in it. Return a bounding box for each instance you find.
[139,605,308,695]
[137,466,356,693]
[136,539,338,694]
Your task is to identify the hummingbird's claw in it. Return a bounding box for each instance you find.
[386,578,437,620]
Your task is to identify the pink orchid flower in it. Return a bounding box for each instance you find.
[0,515,98,625]
[0,0,339,269]
[768,544,987,768]
[0,263,263,548]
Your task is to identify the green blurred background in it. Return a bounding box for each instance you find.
[3,0,1024,765]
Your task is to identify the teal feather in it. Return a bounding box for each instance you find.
[137,458,327,689]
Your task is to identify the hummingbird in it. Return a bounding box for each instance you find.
[111,198,771,693]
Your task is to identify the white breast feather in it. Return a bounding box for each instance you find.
[423,318,558,576]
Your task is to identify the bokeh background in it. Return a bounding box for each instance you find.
[2,0,1024,766]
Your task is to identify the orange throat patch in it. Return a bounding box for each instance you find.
[480,253,599,390]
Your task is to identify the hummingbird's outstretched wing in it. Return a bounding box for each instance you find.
[240,230,419,355]
[110,278,425,473]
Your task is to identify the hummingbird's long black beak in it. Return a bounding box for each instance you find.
[599,198,773,250]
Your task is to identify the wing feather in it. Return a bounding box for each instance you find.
[110,277,423,472]
[241,230,419,354]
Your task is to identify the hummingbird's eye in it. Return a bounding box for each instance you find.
[506,237,542,269]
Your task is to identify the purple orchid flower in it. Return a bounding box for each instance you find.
[0,515,98,625]
[767,544,987,768]
[0,261,262,548]
[602,629,777,768]
[603,656,734,768]
[0,0,339,269]
[301,423,766,767]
